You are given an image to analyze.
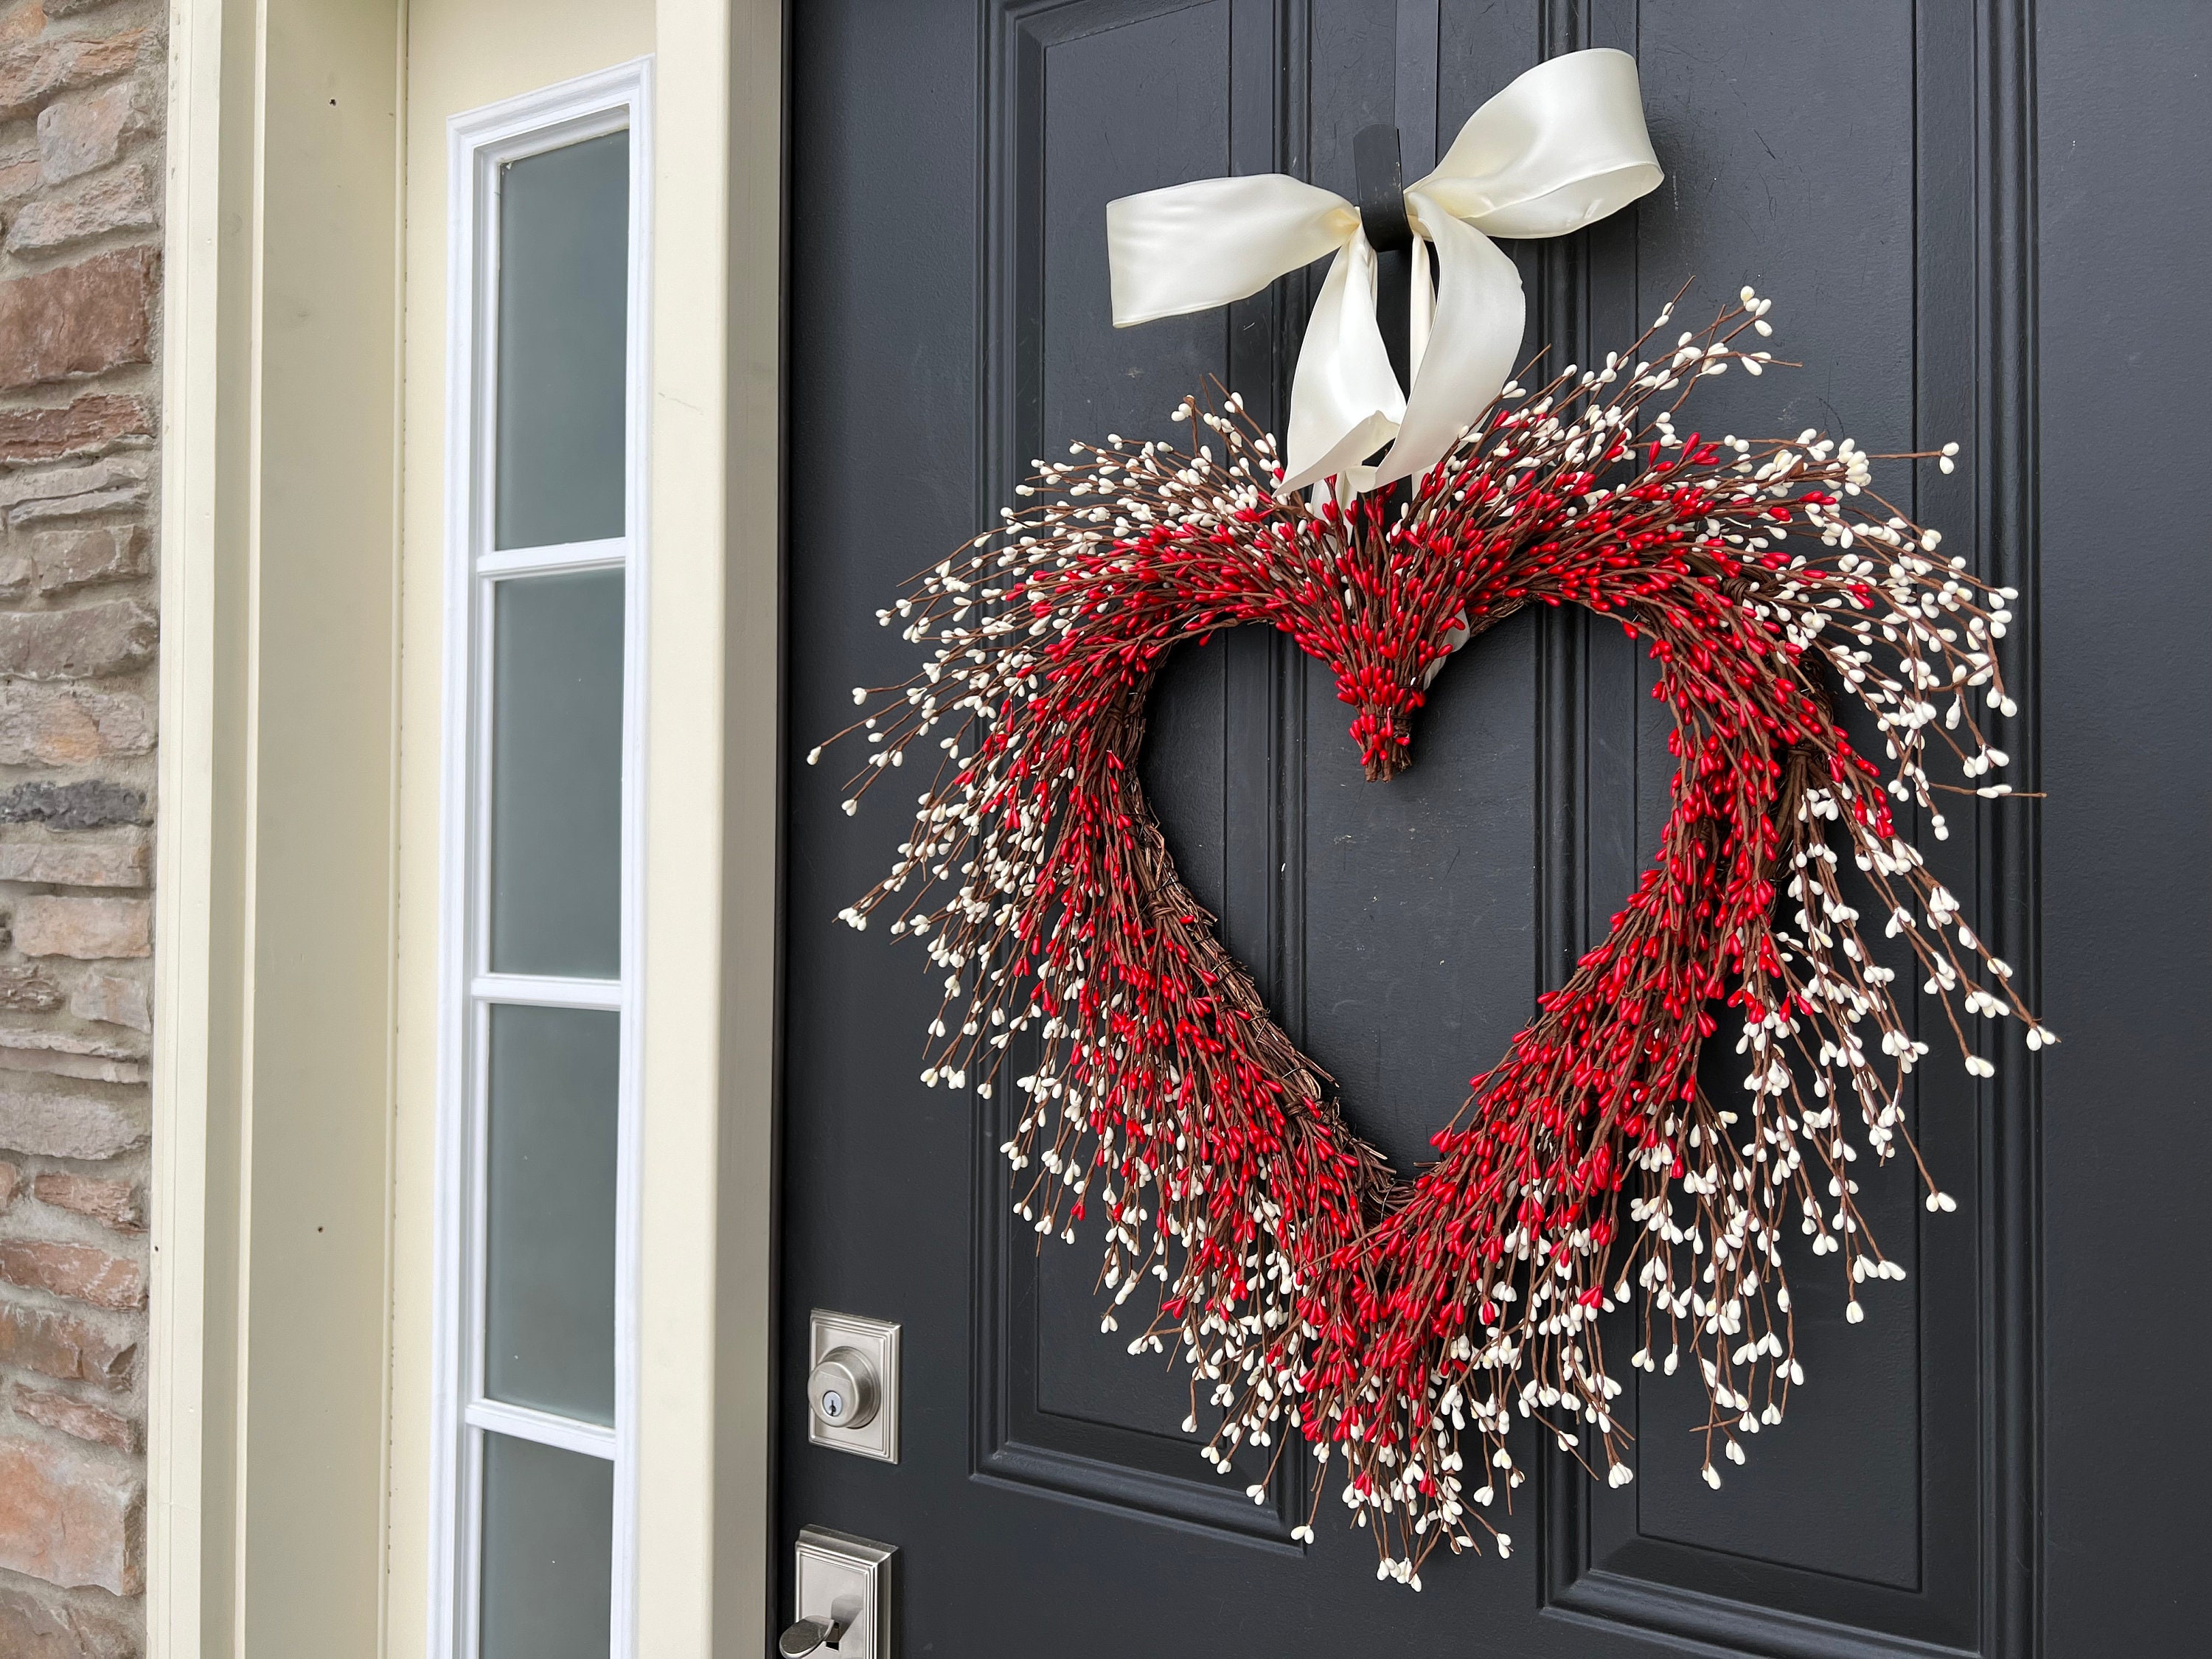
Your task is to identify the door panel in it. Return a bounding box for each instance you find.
[1544,4,1985,1651]
[785,1,2065,1652]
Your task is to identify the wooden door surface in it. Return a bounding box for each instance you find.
[782,3,2210,1652]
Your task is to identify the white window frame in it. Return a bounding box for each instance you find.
[431,58,653,1659]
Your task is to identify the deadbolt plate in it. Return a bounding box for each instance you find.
[807,1310,900,1462]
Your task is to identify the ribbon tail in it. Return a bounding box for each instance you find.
[1370,201,1522,489]
[1275,231,1408,495]
[1408,233,1435,381]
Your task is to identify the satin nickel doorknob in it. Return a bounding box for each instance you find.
[807,1346,880,1430]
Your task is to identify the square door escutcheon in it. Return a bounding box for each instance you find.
[807,1309,900,1463]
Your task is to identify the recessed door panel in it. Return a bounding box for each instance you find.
[976,0,1306,1530]
[1546,4,1986,1651]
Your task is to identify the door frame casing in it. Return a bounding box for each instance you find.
[149,1,786,1654]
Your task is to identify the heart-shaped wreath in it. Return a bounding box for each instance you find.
[819,288,2048,1587]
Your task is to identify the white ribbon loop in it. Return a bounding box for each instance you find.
[1107,48,1662,495]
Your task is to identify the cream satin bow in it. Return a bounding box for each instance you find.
[1107,48,1662,495]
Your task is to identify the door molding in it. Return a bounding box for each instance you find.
[947,0,2045,1652]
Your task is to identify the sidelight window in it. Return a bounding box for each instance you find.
[434,62,650,1659]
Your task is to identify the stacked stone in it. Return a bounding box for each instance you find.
[0,1,163,1654]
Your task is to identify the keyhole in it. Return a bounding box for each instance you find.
[821,1390,846,1421]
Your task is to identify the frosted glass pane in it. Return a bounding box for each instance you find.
[494,131,628,550]
[489,570,623,978]
[485,1004,618,1424]
[479,1434,613,1659]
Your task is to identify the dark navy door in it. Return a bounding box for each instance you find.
[782,3,2210,1652]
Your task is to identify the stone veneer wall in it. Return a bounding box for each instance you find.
[0,1,164,1654]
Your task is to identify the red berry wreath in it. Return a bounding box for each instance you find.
[818,287,2048,1587]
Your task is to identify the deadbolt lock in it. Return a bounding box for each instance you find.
[807,1310,900,1462]
[807,1346,880,1430]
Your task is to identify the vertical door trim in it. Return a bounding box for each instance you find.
[152,0,409,1652]
[150,2,249,1649]
[635,1,785,1649]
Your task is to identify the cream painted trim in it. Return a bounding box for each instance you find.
[155,0,783,1653]
[151,0,244,1649]
[637,0,783,1651]
[153,0,408,1652]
